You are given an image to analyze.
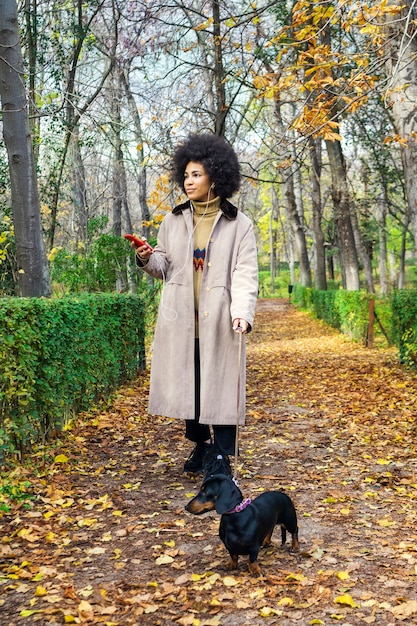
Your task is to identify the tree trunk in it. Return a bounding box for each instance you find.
[0,0,50,297]
[377,192,389,295]
[273,107,311,286]
[325,139,360,290]
[110,67,127,292]
[282,167,312,287]
[24,0,40,163]
[398,222,408,289]
[309,137,327,290]
[350,205,375,293]
[269,205,276,291]
[385,0,417,248]
[70,127,89,244]
[212,0,227,136]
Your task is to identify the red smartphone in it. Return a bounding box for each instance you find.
[124,234,153,252]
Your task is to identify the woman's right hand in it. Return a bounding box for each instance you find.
[134,242,152,262]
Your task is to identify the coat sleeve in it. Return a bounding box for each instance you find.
[230,218,258,330]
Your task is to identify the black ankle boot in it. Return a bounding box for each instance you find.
[183,442,212,473]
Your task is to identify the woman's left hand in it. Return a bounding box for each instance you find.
[232,318,249,334]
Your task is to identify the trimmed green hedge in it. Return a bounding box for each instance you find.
[0,294,146,459]
[292,285,373,343]
[391,290,417,367]
[292,284,417,368]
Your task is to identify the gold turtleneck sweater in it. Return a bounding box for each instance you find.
[192,196,221,337]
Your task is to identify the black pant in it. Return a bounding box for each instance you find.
[185,339,236,456]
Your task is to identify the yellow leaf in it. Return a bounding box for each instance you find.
[63,615,78,623]
[334,593,360,608]
[77,518,97,528]
[194,17,214,31]
[35,585,48,597]
[155,554,174,565]
[377,518,395,527]
[79,586,93,598]
[340,507,350,515]
[336,571,350,580]
[377,458,391,465]
[54,454,69,463]
[164,540,175,548]
[112,510,124,517]
[223,576,239,587]
[285,573,306,582]
[310,620,325,625]
[260,606,281,616]
[277,597,294,606]
[101,533,112,542]
[20,609,40,617]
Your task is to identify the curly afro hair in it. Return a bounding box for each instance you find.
[172,133,240,199]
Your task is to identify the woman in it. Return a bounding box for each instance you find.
[134,133,258,475]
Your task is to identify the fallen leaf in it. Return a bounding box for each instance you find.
[34,585,48,597]
[391,599,417,619]
[260,606,282,616]
[155,554,174,565]
[334,593,360,608]
[54,454,69,463]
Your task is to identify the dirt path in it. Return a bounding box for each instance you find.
[1,299,417,625]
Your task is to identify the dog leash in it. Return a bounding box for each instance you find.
[233,330,243,479]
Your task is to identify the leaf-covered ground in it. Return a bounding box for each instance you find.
[1,299,417,625]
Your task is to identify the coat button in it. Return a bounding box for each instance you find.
[208,262,212,267]
[206,287,210,291]
[204,312,209,317]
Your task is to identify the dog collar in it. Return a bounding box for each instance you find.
[227,498,252,514]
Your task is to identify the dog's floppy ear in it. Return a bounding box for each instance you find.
[211,474,242,514]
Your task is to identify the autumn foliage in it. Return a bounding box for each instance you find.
[1,300,416,625]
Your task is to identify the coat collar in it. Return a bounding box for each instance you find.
[172,198,238,220]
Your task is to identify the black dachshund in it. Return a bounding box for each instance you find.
[185,473,299,575]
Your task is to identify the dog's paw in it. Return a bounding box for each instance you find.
[290,538,300,552]
[248,562,262,576]
[224,557,239,570]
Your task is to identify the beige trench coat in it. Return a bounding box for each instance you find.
[139,201,258,426]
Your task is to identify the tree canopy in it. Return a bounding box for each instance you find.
[1,0,417,294]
